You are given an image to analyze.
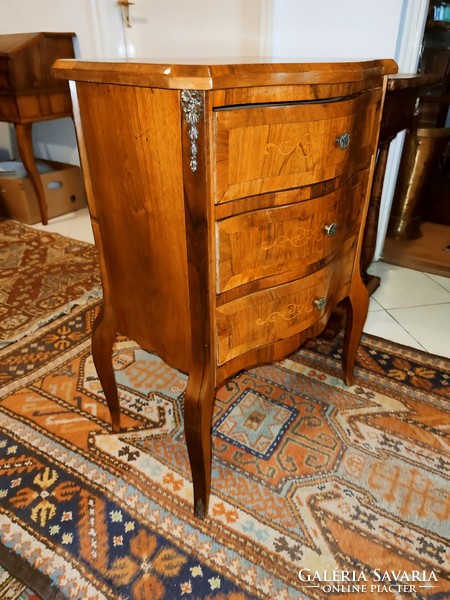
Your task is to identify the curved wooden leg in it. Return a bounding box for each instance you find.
[342,275,369,386]
[15,123,49,225]
[92,302,121,432]
[184,369,215,519]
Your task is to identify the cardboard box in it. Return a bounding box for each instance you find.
[0,160,87,224]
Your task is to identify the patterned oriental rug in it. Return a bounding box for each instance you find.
[0,300,449,600]
[0,218,101,347]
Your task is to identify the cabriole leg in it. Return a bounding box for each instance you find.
[342,276,369,386]
[184,369,215,519]
[92,302,121,432]
[15,123,49,225]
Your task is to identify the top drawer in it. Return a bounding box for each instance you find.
[213,89,382,204]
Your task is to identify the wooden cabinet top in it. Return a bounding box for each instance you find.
[0,32,76,94]
[52,58,397,90]
[0,32,75,56]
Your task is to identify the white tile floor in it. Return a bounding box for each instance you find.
[366,261,450,359]
[32,206,95,245]
[32,207,450,360]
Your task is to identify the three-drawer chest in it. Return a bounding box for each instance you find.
[53,58,397,517]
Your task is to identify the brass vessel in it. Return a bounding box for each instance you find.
[387,128,450,240]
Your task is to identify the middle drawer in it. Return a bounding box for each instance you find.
[216,170,368,293]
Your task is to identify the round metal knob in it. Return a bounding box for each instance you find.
[313,297,327,311]
[324,223,338,237]
[336,132,350,150]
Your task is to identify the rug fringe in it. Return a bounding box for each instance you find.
[0,287,102,348]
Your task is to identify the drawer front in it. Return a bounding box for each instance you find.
[213,89,381,204]
[216,241,355,365]
[0,95,18,121]
[0,58,10,91]
[216,170,368,292]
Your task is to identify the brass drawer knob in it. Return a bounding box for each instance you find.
[324,223,338,237]
[336,132,350,150]
[313,297,327,310]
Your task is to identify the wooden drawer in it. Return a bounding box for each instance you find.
[216,240,355,365]
[213,89,381,204]
[216,170,368,292]
[0,94,18,121]
[0,58,10,91]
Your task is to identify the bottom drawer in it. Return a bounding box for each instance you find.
[216,240,355,365]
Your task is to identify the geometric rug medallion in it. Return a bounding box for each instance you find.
[1,300,449,599]
[213,390,298,458]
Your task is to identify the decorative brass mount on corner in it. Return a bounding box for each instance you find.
[117,0,135,27]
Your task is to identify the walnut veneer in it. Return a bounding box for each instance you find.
[53,58,397,518]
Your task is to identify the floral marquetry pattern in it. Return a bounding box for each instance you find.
[265,133,314,158]
[261,226,310,250]
[256,303,303,326]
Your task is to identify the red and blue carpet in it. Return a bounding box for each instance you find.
[0,217,101,347]
[0,297,449,599]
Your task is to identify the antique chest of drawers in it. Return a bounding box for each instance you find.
[53,58,397,517]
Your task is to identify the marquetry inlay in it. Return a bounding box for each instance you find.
[265,133,313,158]
[256,303,303,326]
[262,226,310,250]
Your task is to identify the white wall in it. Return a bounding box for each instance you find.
[0,0,104,57]
[272,0,404,59]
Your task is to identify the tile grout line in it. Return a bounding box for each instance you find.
[380,300,450,311]
[423,271,450,295]
[385,308,431,355]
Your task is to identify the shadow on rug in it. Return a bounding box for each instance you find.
[0,300,449,599]
[0,217,101,347]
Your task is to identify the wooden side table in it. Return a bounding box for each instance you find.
[361,73,442,293]
[0,32,76,225]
